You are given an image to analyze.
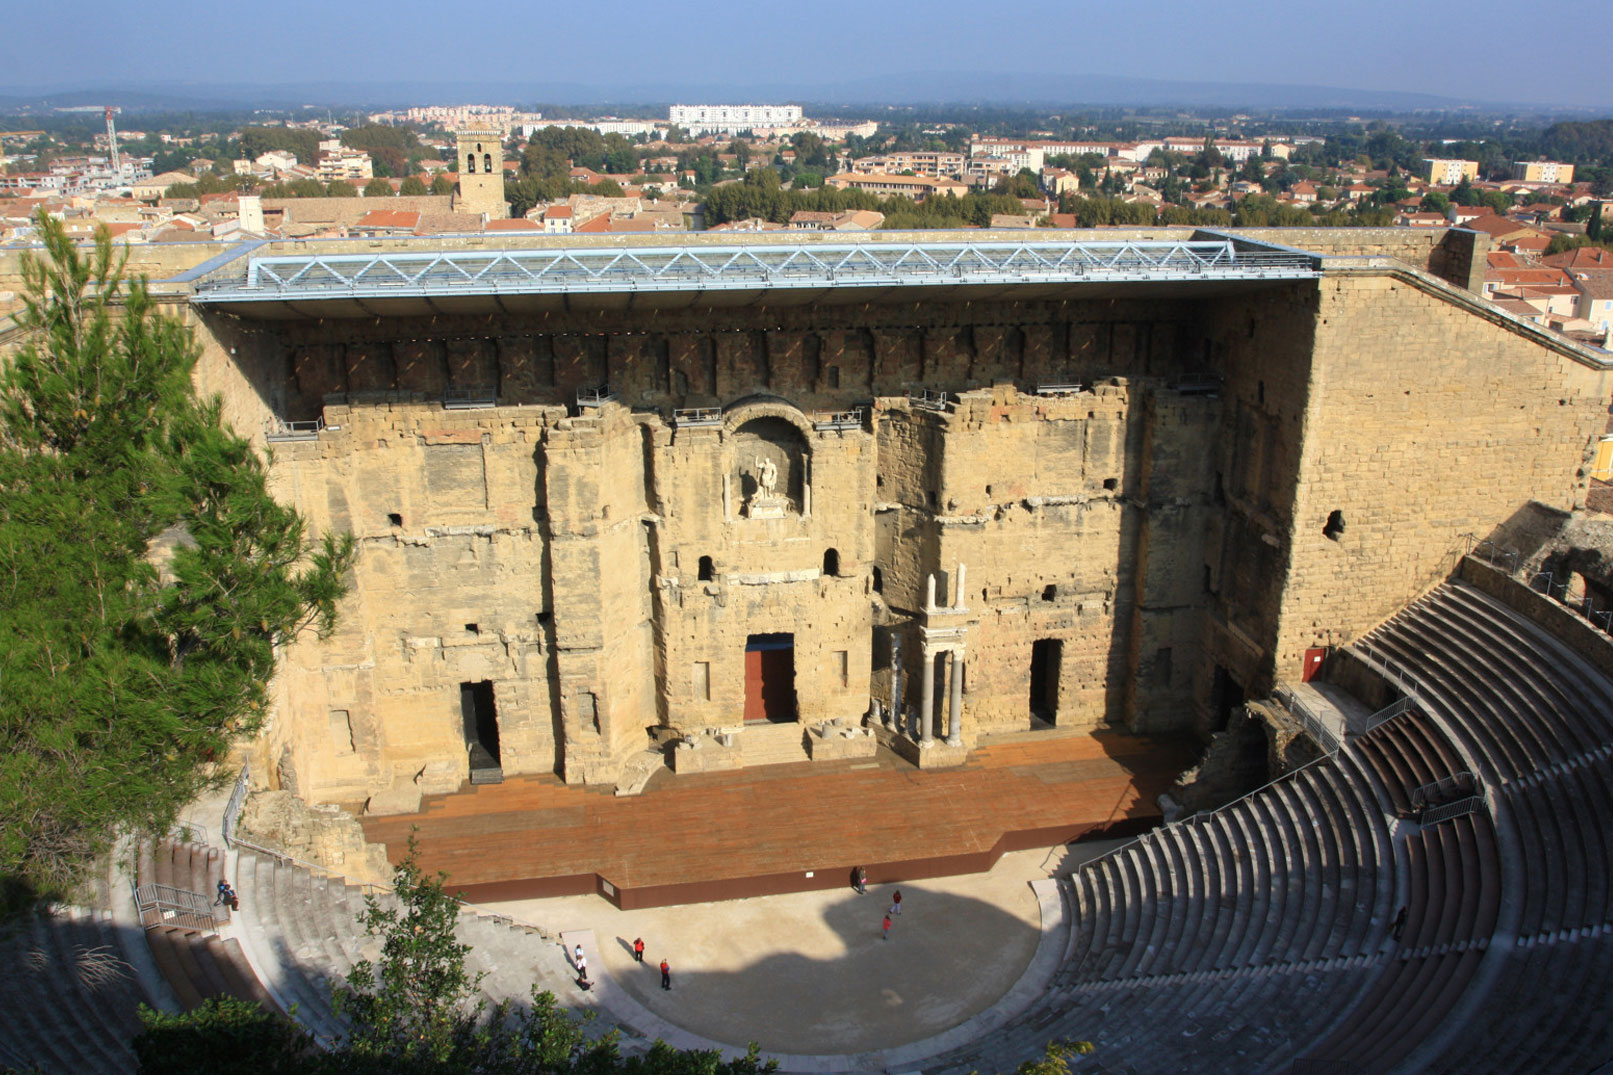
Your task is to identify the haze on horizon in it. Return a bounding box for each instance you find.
[5,0,1612,110]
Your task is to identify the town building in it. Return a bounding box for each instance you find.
[669,105,804,135]
[1424,158,1480,185]
[1512,161,1576,184]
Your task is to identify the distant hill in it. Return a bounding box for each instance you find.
[0,74,1604,116]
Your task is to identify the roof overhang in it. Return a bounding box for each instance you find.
[185,236,1322,320]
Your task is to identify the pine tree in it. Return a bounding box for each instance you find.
[0,212,354,911]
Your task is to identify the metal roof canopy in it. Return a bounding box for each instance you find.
[189,238,1320,308]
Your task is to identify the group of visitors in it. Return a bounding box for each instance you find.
[855,865,904,939]
[573,937,671,991]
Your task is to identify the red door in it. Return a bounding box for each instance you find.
[1302,647,1328,683]
[744,636,796,721]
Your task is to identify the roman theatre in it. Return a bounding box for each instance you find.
[9,224,1613,1072]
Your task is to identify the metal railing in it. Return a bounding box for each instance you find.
[264,416,324,442]
[442,385,497,409]
[193,238,1322,305]
[575,384,614,409]
[909,387,949,412]
[1076,737,1341,877]
[1273,681,1342,753]
[1035,382,1086,396]
[813,408,865,431]
[222,762,249,849]
[1354,640,1422,700]
[1358,695,1417,737]
[133,883,220,932]
[673,407,722,427]
[1471,540,1521,574]
[1410,770,1479,811]
[1526,570,1613,633]
[1421,795,1486,826]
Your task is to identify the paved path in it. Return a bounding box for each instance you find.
[485,841,1125,1064]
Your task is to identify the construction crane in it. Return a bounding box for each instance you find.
[104,106,121,173]
[0,130,46,178]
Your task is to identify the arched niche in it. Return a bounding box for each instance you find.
[724,402,811,519]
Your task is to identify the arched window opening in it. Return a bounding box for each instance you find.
[823,548,840,577]
[871,566,884,593]
[466,153,476,173]
[697,555,714,581]
[1324,510,1346,541]
[483,153,493,173]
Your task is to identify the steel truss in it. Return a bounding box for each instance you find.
[191,239,1318,303]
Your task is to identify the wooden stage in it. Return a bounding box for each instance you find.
[360,728,1199,909]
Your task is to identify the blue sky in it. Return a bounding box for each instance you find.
[6,0,1612,109]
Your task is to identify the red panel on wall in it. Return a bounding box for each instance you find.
[1302,647,1328,683]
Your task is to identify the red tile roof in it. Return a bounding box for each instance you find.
[484,218,542,231]
[354,209,421,230]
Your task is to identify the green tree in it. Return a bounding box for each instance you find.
[398,176,428,196]
[335,836,480,1063]
[430,173,455,196]
[364,177,395,198]
[326,180,358,198]
[0,214,355,910]
[1420,191,1451,215]
[1014,1038,1096,1075]
[134,996,312,1074]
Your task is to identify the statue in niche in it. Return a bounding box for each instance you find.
[733,414,806,520]
[754,456,778,498]
[747,453,787,518]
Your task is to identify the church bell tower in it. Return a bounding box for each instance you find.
[454,127,508,220]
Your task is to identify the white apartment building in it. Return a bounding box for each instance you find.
[1424,158,1480,185]
[669,105,803,135]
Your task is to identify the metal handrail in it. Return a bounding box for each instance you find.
[1354,641,1422,700]
[222,762,249,848]
[1074,739,1341,877]
[576,384,614,408]
[673,407,722,427]
[442,385,497,409]
[1410,770,1479,810]
[1358,695,1417,737]
[1471,540,1520,574]
[1036,382,1086,395]
[1273,681,1341,753]
[133,882,219,931]
[909,387,949,412]
[813,408,865,431]
[264,416,324,441]
[1421,795,1486,825]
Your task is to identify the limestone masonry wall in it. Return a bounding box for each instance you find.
[179,262,1609,809]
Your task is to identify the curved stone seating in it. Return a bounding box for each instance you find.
[1362,582,1613,782]
[230,846,606,1048]
[927,750,1399,1074]
[0,901,156,1074]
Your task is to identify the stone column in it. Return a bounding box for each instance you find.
[919,649,935,743]
[947,653,964,746]
[888,632,902,728]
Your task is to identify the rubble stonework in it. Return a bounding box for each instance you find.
[158,236,1609,813]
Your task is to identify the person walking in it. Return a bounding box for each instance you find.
[575,949,589,987]
[854,866,868,894]
[660,959,671,990]
[882,914,892,940]
[890,890,902,915]
[633,937,645,962]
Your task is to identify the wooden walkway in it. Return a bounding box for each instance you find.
[361,728,1198,909]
